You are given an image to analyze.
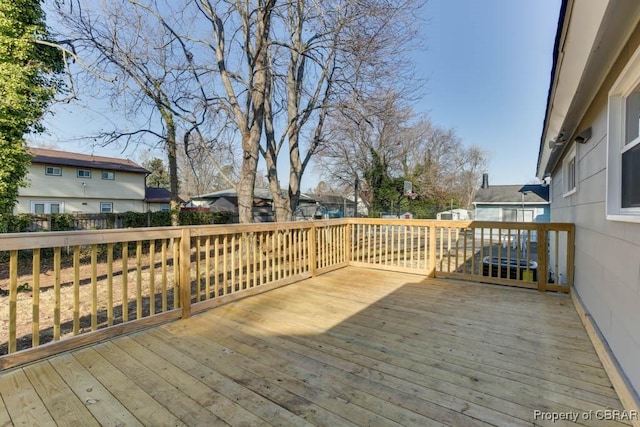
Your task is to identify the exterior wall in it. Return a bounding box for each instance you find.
[551,106,640,395]
[474,204,549,222]
[16,163,146,214]
[146,202,170,212]
[474,205,502,221]
[14,197,146,214]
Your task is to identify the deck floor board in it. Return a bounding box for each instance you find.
[0,267,630,426]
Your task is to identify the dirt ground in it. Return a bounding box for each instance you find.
[0,248,179,355]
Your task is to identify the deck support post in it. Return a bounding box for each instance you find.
[345,222,352,265]
[309,222,317,276]
[180,228,192,318]
[537,224,548,292]
[428,222,436,278]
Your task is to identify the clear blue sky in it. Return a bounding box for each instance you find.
[416,0,561,185]
[33,0,562,189]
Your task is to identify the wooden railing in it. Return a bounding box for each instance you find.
[0,218,573,369]
[350,219,574,293]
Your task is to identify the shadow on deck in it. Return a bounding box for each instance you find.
[0,267,628,426]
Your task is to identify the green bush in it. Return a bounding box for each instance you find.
[179,210,234,225]
[50,213,76,231]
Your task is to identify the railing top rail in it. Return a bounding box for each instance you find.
[0,219,353,251]
[0,218,574,251]
[346,218,573,231]
[0,226,184,251]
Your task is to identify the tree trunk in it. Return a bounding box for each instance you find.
[236,133,258,223]
[166,115,180,226]
[234,0,275,223]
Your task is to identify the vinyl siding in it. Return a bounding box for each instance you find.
[551,106,640,394]
[16,164,146,214]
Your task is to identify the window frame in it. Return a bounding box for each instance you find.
[563,143,577,197]
[101,171,115,180]
[45,166,62,176]
[30,201,64,214]
[607,43,640,222]
[77,169,92,179]
[100,202,113,213]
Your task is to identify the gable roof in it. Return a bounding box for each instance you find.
[29,147,148,174]
[194,188,315,202]
[145,187,183,204]
[474,184,549,205]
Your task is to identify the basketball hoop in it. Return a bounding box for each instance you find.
[403,181,417,199]
[405,192,418,200]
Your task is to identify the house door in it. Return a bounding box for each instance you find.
[30,201,64,214]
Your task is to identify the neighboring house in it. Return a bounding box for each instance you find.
[472,174,550,223]
[189,188,277,222]
[145,187,180,212]
[538,0,640,408]
[297,193,357,219]
[16,148,149,214]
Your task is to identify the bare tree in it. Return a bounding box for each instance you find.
[317,92,424,209]
[53,0,207,225]
[318,93,487,212]
[178,130,237,198]
[262,0,425,221]
[55,0,423,223]
[407,126,487,209]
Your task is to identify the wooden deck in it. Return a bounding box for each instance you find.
[0,267,628,427]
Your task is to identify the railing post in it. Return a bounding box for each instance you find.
[345,221,352,265]
[537,224,548,292]
[180,227,192,318]
[429,221,436,278]
[309,222,317,276]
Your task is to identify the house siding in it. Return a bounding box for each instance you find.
[551,106,640,395]
[474,204,549,222]
[16,163,146,214]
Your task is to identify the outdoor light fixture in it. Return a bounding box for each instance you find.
[574,127,592,144]
[548,131,566,150]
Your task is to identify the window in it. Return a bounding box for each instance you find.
[45,166,62,176]
[77,169,92,178]
[502,209,517,222]
[607,44,640,221]
[30,201,63,214]
[102,171,115,180]
[563,144,576,197]
[160,204,170,212]
[100,202,113,213]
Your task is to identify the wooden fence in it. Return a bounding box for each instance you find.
[0,219,573,369]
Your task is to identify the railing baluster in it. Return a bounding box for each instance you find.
[205,236,211,299]
[214,235,220,296]
[73,246,80,335]
[91,244,98,330]
[222,234,228,295]
[9,250,18,353]
[195,236,202,302]
[160,239,167,311]
[54,247,61,341]
[136,241,143,318]
[108,242,115,324]
[172,239,178,309]
[149,240,155,315]
[32,248,40,347]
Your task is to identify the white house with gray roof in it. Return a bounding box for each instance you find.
[472,174,550,223]
[15,148,149,214]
